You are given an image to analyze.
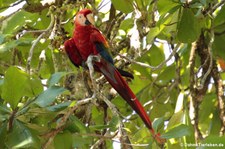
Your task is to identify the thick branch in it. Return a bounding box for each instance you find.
[212,60,225,135]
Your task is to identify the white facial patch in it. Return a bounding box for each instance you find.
[76,14,86,26]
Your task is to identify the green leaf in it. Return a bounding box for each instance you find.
[0,34,12,44]
[5,120,38,148]
[199,94,216,124]
[20,77,44,98]
[152,117,164,131]
[1,10,36,34]
[28,77,44,96]
[146,27,162,44]
[0,122,7,148]
[111,0,134,13]
[0,0,19,10]
[213,34,225,60]
[54,131,72,149]
[0,104,11,114]
[72,135,92,148]
[89,124,110,130]
[211,109,222,135]
[214,5,225,27]
[161,124,191,139]
[48,72,70,87]
[177,8,200,43]
[66,115,88,133]
[46,101,71,112]
[157,64,176,83]
[151,102,173,119]
[157,0,180,16]
[108,116,120,131]
[149,44,165,66]
[199,135,225,149]
[1,66,28,109]
[119,18,134,31]
[0,37,34,53]
[167,111,185,130]
[35,86,67,107]
[0,105,11,122]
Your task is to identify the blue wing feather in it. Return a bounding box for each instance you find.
[95,42,114,64]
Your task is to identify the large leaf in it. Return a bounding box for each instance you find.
[35,86,67,107]
[177,8,200,43]
[167,111,185,130]
[54,131,72,149]
[146,26,163,44]
[152,117,164,131]
[111,0,134,13]
[0,122,7,148]
[1,10,36,34]
[0,0,18,11]
[1,66,28,109]
[214,5,225,27]
[157,64,176,83]
[149,44,165,66]
[5,120,39,149]
[108,116,120,131]
[199,135,225,149]
[213,34,225,60]
[65,115,89,133]
[161,124,191,139]
[0,37,34,53]
[0,105,11,122]
[157,0,180,16]
[48,72,70,87]
[46,101,71,112]
[119,18,134,31]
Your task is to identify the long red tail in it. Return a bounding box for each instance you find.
[94,58,165,144]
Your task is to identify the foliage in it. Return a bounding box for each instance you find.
[0,0,225,148]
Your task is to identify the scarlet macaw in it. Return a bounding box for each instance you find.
[64,9,165,144]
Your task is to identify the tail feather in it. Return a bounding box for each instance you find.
[94,58,166,144]
[95,58,153,130]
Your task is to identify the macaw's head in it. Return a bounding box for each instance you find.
[74,9,95,26]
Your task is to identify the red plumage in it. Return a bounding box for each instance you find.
[64,9,165,144]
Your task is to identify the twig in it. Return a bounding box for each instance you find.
[97,0,111,11]
[189,41,203,142]
[119,43,181,71]
[118,53,155,69]
[42,96,95,149]
[74,132,149,147]
[212,60,225,136]
[197,29,214,90]
[207,0,225,15]
[26,13,55,74]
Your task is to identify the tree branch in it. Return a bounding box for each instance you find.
[212,60,225,136]
[26,13,55,74]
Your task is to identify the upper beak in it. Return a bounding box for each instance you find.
[86,13,95,25]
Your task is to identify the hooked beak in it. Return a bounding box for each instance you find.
[86,13,95,25]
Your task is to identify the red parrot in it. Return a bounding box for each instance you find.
[64,9,165,144]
